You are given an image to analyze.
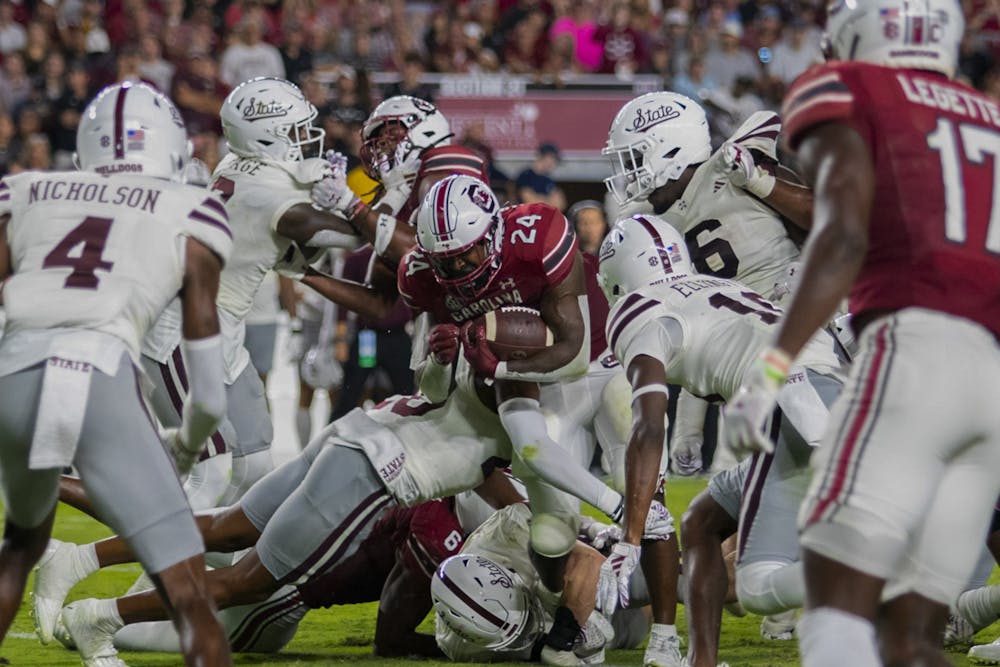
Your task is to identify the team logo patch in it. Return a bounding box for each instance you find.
[627,103,682,134]
[467,183,495,213]
[444,294,462,311]
[239,96,289,122]
[474,556,514,588]
[413,98,436,114]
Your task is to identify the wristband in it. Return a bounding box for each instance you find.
[758,347,792,388]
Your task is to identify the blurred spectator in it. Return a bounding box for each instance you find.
[673,56,717,102]
[220,8,285,87]
[0,52,33,113]
[114,44,154,86]
[37,52,68,107]
[568,199,608,256]
[704,75,766,143]
[384,52,434,103]
[767,18,823,88]
[517,142,566,211]
[22,22,50,78]
[704,21,760,92]
[503,10,547,74]
[280,23,313,85]
[19,132,52,171]
[0,0,25,55]
[138,35,175,93]
[0,113,14,176]
[549,0,602,72]
[172,51,229,136]
[593,3,648,76]
[50,61,90,169]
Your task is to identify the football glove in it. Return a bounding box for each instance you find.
[597,542,641,615]
[460,320,499,379]
[722,347,790,456]
[428,323,460,366]
[723,142,776,199]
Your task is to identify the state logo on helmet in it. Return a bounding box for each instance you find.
[431,554,546,652]
[603,91,711,205]
[361,95,452,181]
[415,175,504,299]
[75,81,191,180]
[220,77,324,162]
[598,214,693,305]
[825,0,963,77]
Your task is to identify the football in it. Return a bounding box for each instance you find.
[478,307,554,361]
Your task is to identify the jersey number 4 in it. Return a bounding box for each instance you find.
[43,216,114,289]
[927,118,1000,253]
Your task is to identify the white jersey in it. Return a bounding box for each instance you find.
[0,170,231,375]
[329,360,512,507]
[665,112,800,298]
[141,153,326,377]
[607,275,841,402]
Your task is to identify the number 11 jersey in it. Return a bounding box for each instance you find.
[0,171,232,368]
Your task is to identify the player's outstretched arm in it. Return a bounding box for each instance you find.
[473,469,527,510]
[374,559,444,658]
[763,174,814,231]
[495,253,589,382]
[275,203,361,251]
[297,259,398,323]
[772,122,873,359]
[173,238,227,474]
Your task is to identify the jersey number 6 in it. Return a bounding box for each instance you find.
[685,219,740,279]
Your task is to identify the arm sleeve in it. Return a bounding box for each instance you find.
[179,334,227,449]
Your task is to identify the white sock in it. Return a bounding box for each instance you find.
[96,597,124,632]
[958,585,1000,631]
[650,622,677,638]
[76,542,100,577]
[798,608,879,667]
[295,407,311,448]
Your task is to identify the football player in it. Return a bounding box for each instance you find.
[399,174,677,666]
[137,76,362,509]
[42,499,468,658]
[432,504,651,663]
[595,215,844,667]
[0,82,232,666]
[723,1,1000,665]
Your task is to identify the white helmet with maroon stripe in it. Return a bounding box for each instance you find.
[597,214,692,305]
[431,554,545,651]
[361,95,451,180]
[76,81,191,180]
[221,77,324,162]
[826,0,963,77]
[415,174,504,299]
[603,91,710,205]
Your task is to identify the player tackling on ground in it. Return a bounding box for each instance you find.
[724,1,1000,665]
[0,82,233,666]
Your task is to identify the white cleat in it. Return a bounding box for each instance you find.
[944,611,975,647]
[760,609,797,641]
[32,539,84,644]
[53,615,76,650]
[969,636,1000,664]
[541,645,584,666]
[62,599,128,667]
[644,632,682,667]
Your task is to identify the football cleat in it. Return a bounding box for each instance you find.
[969,636,1000,664]
[943,610,975,647]
[32,539,85,644]
[644,631,682,667]
[760,609,797,641]
[541,644,584,666]
[62,599,127,667]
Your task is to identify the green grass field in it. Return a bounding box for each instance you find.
[2,478,997,666]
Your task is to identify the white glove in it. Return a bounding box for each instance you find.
[670,440,703,477]
[273,243,312,280]
[579,517,623,551]
[596,542,641,615]
[160,427,202,477]
[722,348,791,457]
[643,499,675,541]
[377,143,421,215]
[722,142,776,198]
[312,151,361,217]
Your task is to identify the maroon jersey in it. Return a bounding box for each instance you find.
[398,202,579,325]
[296,500,464,609]
[783,62,1000,337]
[399,145,489,222]
[583,252,610,359]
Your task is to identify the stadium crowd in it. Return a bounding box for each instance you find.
[0,0,998,179]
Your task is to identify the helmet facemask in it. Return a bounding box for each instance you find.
[603,139,657,205]
[427,215,505,300]
[280,109,324,161]
[361,118,412,180]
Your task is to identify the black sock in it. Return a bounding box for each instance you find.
[544,606,581,652]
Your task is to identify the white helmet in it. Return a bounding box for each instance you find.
[826,0,963,77]
[415,174,504,299]
[431,554,545,651]
[603,92,711,205]
[75,81,190,180]
[361,95,451,180]
[597,214,693,305]
[220,77,324,162]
